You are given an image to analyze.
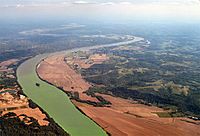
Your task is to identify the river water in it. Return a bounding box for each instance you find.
[17,36,143,136]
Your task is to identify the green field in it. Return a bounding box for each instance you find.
[17,54,107,136]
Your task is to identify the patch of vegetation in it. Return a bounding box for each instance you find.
[0,112,69,136]
[155,112,172,118]
[154,111,185,118]
[180,119,200,125]
[66,89,111,107]
[81,41,200,117]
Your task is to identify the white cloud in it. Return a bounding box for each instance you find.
[61,2,70,5]
[1,0,200,8]
[73,1,90,4]
[119,2,132,5]
[16,4,25,8]
[100,2,115,6]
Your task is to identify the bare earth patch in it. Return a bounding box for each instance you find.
[0,92,49,126]
[3,108,49,126]
[0,59,18,72]
[0,59,18,67]
[65,53,109,69]
[38,54,98,102]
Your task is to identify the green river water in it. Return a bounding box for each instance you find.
[17,36,143,136]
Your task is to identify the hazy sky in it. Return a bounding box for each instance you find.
[1,0,199,5]
[0,0,199,4]
[1,0,200,23]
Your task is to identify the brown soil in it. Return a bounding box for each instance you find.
[73,59,92,69]
[74,96,200,136]
[38,54,98,102]
[65,53,109,69]
[0,59,18,72]
[0,59,18,67]
[0,92,28,109]
[89,54,109,64]
[0,92,49,126]
[37,53,200,136]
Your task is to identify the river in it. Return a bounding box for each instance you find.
[17,36,143,136]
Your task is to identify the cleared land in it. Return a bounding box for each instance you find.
[37,54,97,102]
[37,53,200,136]
[3,107,49,126]
[0,59,18,72]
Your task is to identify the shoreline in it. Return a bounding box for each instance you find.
[35,57,112,136]
[16,36,144,135]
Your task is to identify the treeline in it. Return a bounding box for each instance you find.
[0,112,69,136]
[66,91,111,107]
[0,78,17,89]
[105,87,200,116]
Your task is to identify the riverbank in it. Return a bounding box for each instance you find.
[37,52,200,136]
[17,54,107,136]
[16,36,146,135]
